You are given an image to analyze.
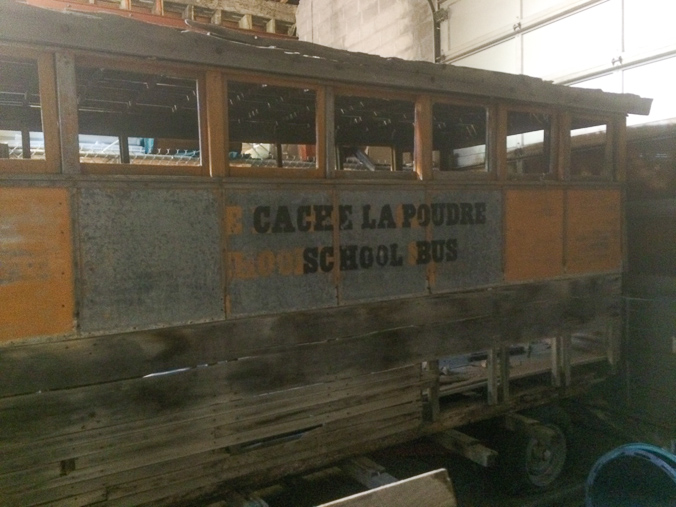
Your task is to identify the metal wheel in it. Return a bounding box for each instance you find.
[522,422,567,488]
[495,406,570,493]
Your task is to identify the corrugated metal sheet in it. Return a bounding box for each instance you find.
[337,190,427,303]
[78,188,224,333]
[225,188,336,316]
[429,189,502,291]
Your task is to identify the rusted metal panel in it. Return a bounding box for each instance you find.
[0,187,74,341]
[78,188,224,333]
[225,188,336,316]
[566,189,622,274]
[337,189,427,303]
[505,189,564,281]
[429,189,502,291]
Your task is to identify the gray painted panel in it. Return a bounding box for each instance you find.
[225,189,336,316]
[79,188,224,333]
[338,190,427,303]
[429,190,502,291]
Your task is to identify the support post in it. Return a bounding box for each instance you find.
[54,52,80,174]
[119,135,130,164]
[427,359,440,422]
[21,122,31,159]
[239,14,253,30]
[500,345,510,402]
[487,347,499,406]
[211,9,222,25]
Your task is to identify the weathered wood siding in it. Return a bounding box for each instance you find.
[0,187,74,341]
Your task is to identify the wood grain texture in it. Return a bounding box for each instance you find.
[0,276,619,398]
[504,189,565,281]
[566,189,622,274]
[0,187,74,341]
[317,469,457,507]
[54,52,80,174]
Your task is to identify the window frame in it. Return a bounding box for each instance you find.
[74,54,208,177]
[566,111,614,181]
[223,72,325,180]
[429,94,496,181]
[500,104,559,181]
[331,85,418,181]
[0,46,60,174]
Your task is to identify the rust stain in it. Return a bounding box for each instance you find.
[0,188,74,341]
[505,189,564,281]
[566,189,621,274]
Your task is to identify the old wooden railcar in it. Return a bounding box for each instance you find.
[0,2,651,505]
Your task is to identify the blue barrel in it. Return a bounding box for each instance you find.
[586,443,676,506]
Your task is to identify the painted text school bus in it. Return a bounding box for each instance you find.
[0,2,651,505]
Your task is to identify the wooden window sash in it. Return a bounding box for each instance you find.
[224,75,324,179]
[429,97,495,181]
[0,47,60,174]
[74,55,208,176]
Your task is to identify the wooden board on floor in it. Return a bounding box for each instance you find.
[317,469,457,507]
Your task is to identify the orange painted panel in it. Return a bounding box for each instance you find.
[505,189,564,281]
[566,189,622,274]
[0,188,74,341]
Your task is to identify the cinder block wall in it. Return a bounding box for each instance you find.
[296,0,434,62]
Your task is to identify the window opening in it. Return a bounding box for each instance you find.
[506,111,552,175]
[0,56,44,160]
[432,103,488,172]
[570,117,610,178]
[76,66,200,166]
[228,81,317,169]
[334,95,414,172]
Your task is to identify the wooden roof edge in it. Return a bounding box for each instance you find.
[1,1,652,116]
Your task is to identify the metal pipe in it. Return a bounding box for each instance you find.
[426,0,442,63]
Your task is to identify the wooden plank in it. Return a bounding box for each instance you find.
[80,162,203,176]
[340,457,398,489]
[432,429,497,467]
[0,363,418,450]
[238,14,253,30]
[173,0,297,24]
[504,189,564,281]
[206,70,227,177]
[54,52,80,174]
[0,187,74,341]
[211,9,222,25]
[0,276,621,400]
[3,404,422,504]
[415,95,432,180]
[0,368,420,483]
[317,469,457,507]
[324,86,336,175]
[565,188,622,274]
[197,71,211,176]
[486,347,498,405]
[499,345,510,402]
[316,85,328,177]
[10,393,422,506]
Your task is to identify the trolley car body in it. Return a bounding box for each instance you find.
[0,3,651,505]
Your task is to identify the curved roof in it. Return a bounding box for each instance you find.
[0,1,651,116]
